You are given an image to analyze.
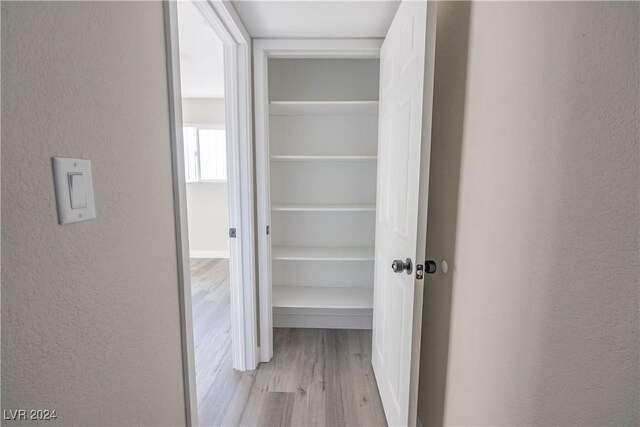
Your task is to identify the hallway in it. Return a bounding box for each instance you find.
[190,258,387,426]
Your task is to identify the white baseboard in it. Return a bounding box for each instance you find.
[273,307,372,329]
[190,250,229,259]
[273,313,372,329]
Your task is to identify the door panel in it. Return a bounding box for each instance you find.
[372,1,436,425]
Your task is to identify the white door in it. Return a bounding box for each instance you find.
[372,1,437,426]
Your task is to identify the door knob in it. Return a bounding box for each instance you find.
[391,258,412,274]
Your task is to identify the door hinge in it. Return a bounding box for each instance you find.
[229,228,236,238]
[416,263,424,280]
[266,225,270,235]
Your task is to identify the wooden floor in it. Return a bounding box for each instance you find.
[190,258,387,427]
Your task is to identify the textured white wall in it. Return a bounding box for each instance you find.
[182,98,229,257]
[419,2,639,425]
[1,2,186,425]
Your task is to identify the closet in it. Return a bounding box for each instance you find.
[254,5,435,423]
[255,40,382,338]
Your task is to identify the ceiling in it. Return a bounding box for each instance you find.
[231,1,400,39]
[177,1,225,98]
[176,0,401,97]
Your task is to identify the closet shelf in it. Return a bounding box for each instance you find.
[269,101,378,116]
[272,203,376,212]
[273,286,373,310]
[270,155,376,161]
[272,246,374,261]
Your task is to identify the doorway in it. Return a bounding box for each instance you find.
[252,3,437,424]
[177,1,232,424]
[164,1,258,425]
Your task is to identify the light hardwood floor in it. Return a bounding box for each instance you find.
[190,258,388,427]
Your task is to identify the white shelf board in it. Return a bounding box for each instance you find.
[270,155,377,162]
[269,101,378,116]
[271,203,376,212]
[272,246,374,261]
[273,286,373,310]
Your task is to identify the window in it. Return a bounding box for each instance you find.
[183,125,227,182]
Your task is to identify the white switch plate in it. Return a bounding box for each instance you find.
[52,157,96,224]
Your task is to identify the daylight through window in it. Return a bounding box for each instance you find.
[183,126,227,182]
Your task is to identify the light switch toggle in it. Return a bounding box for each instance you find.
[68,173,87,209]
[53,157,96,225]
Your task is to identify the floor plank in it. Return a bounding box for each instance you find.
[259,392,296,427]
[191,258,387,427]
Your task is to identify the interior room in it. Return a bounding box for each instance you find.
[177,2,234,424]
[1,1,638,426]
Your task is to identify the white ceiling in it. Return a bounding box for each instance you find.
[231,1,400,39]
[177,1,225,98]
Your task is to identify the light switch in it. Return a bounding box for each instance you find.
[53,157,96,224]
[68,173,87,209]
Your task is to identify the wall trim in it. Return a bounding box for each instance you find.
[273,307,373,329]
[190,250,230,259]
[273,313,372,330]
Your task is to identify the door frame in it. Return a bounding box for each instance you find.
[164,1,258,425]
[253,39,382,362]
